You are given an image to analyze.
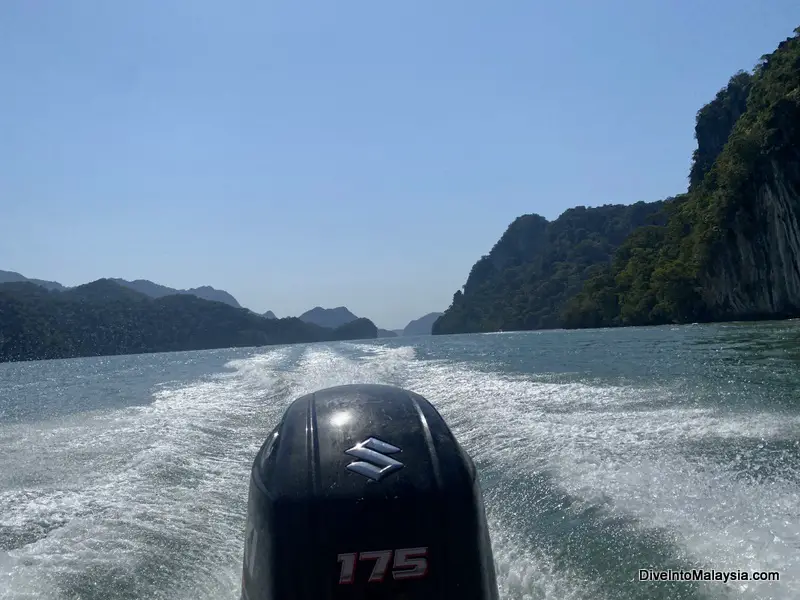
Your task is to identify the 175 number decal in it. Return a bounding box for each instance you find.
[337,547,429,584]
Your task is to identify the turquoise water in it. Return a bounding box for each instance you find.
[1,323,799,599]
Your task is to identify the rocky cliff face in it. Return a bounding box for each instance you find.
[689,71,753,190]
[697,31,800,321]
[703,159,800,318]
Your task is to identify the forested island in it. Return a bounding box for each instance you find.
[0,280,378,363]
[434,28,800,335]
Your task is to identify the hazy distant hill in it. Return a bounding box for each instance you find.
[0,269,65,292]
[294,304,448,337]
[297,306,398,337]
[402,312,444,336]
[327,318,378,342]
[298,306,359,329]
[111,279,241,308]
[0,269,243,308]
[262,310,277,319]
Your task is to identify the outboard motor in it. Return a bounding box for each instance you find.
[241,383,499,600]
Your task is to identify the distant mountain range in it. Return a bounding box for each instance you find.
[0,270,65,292]
[0,279,378,363]
[110,279,241,307]
[0,270,241,308]
[0,269,440,335]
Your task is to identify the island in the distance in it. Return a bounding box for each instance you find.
[298,306,400,338]
[434,27,800,335]
[0,279,379,364]
[296,306,445,337]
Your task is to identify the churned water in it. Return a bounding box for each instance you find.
[1,322,799,599]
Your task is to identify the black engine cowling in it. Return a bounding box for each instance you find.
[241,383,499,600]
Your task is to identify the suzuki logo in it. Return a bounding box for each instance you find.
[345,437,404,481]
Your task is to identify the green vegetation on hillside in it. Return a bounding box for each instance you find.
[561,197,705,328]
[688,71,753,190]
[435,27,800,334]
[0,280,377,363]
[433,201,665,334]
[564,27,800,328]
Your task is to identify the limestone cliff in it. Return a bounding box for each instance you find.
[703,160,800,319]
[695,30,800,321]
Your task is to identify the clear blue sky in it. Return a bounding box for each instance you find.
[1,1,798,329]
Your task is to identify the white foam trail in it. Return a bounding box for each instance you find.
[489,520,605,600]
[2,341,799,600]
[388,350,800,600]
[0,347,294,600]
